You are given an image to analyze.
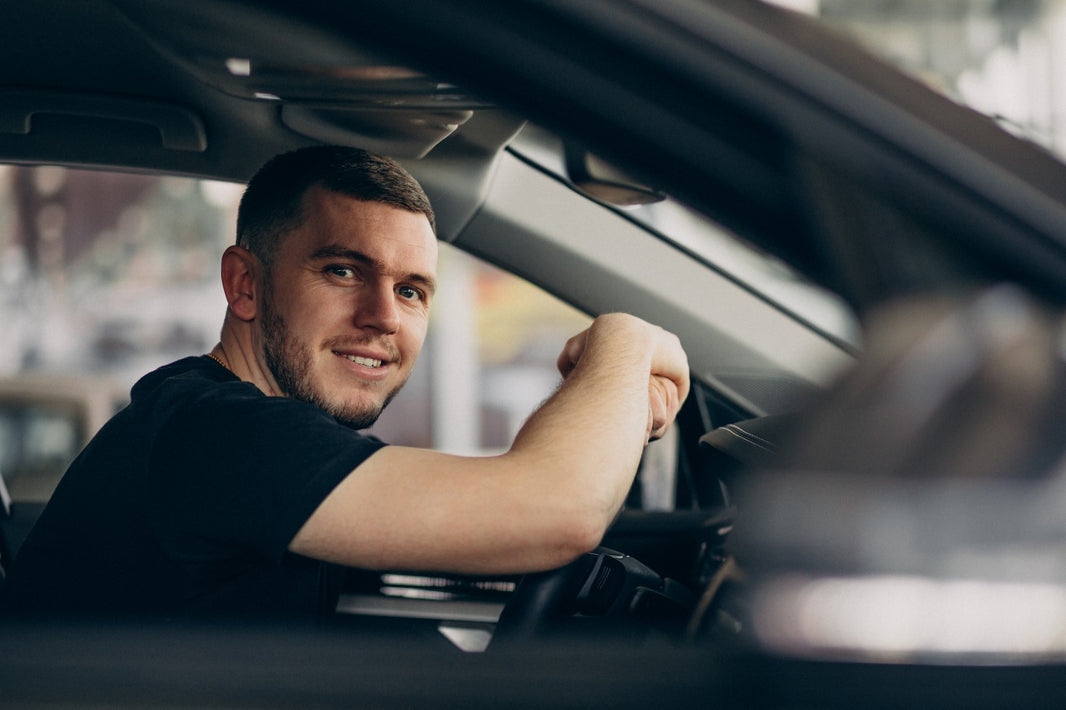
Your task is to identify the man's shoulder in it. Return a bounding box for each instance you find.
[131,356,246,400]
[120,356,278,437]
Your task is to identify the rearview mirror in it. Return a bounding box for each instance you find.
[564,143,665,206]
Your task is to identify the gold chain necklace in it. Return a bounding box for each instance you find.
[205,352,229,370]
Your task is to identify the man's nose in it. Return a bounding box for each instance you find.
[357,284,401,333]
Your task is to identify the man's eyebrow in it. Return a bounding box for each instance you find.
[309,245,437,294]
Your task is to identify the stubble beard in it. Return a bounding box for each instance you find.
[259,284,405,430]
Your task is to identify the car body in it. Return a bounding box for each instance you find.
[3,0,1066,707]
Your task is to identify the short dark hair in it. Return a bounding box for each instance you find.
[236,145,435,267]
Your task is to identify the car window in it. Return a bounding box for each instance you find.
[508,125,861,349]
[0,165,235,380]
[0,165,590,473]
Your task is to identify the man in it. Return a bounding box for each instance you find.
[3,146,689,618]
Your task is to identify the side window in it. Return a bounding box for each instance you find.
[0,165,235,379]
[0,165,617,498]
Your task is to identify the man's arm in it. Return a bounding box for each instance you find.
[289,313,689,575]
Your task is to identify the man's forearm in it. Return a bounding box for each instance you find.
[289,314,689,575]
[507,315,666,529]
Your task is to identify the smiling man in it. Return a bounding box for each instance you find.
[229,182,436,430]
[3,146,689,618]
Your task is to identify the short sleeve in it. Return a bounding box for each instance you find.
[147,378,386,563]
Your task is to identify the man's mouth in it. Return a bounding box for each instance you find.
[338,353,383,369]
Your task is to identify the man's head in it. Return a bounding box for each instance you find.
[226,146,438,429]
[237,145,435,269]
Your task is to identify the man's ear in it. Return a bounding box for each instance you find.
[220,245,261,321]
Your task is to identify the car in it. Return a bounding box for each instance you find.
[3,0,1066,707]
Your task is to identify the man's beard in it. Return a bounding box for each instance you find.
[259,286,405,430]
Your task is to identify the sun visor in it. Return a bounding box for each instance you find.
[281,105,473,159]
[114,0,488,158]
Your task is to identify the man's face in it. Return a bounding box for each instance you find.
[256,186,437,428]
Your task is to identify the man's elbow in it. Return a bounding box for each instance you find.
[537,507,612,571]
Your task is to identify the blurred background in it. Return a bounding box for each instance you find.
[2,0,1065,500]
[777,0,1066,155]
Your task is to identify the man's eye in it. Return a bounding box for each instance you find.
[397,285,422,301]
[327,265,356,279]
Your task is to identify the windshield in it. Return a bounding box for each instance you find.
[768,0,1066,160]
[509,126,862,350]
[596,0,1066,350]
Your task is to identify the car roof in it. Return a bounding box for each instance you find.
[1,1,517,236]
[5,0,1066,316]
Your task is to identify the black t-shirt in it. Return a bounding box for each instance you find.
[3,356,386,618]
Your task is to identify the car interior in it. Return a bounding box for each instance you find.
[0,0,858,632]
[4,0,1066,707]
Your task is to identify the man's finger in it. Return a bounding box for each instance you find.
[647,375,680,440]
[556,328,590,378]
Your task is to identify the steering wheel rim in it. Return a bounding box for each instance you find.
[491,552,598,644]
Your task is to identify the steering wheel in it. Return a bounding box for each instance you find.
[491,547,692,646]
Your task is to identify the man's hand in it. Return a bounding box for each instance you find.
[557,314,689,442]
[648,375,681,441]
[555,327,588,380]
